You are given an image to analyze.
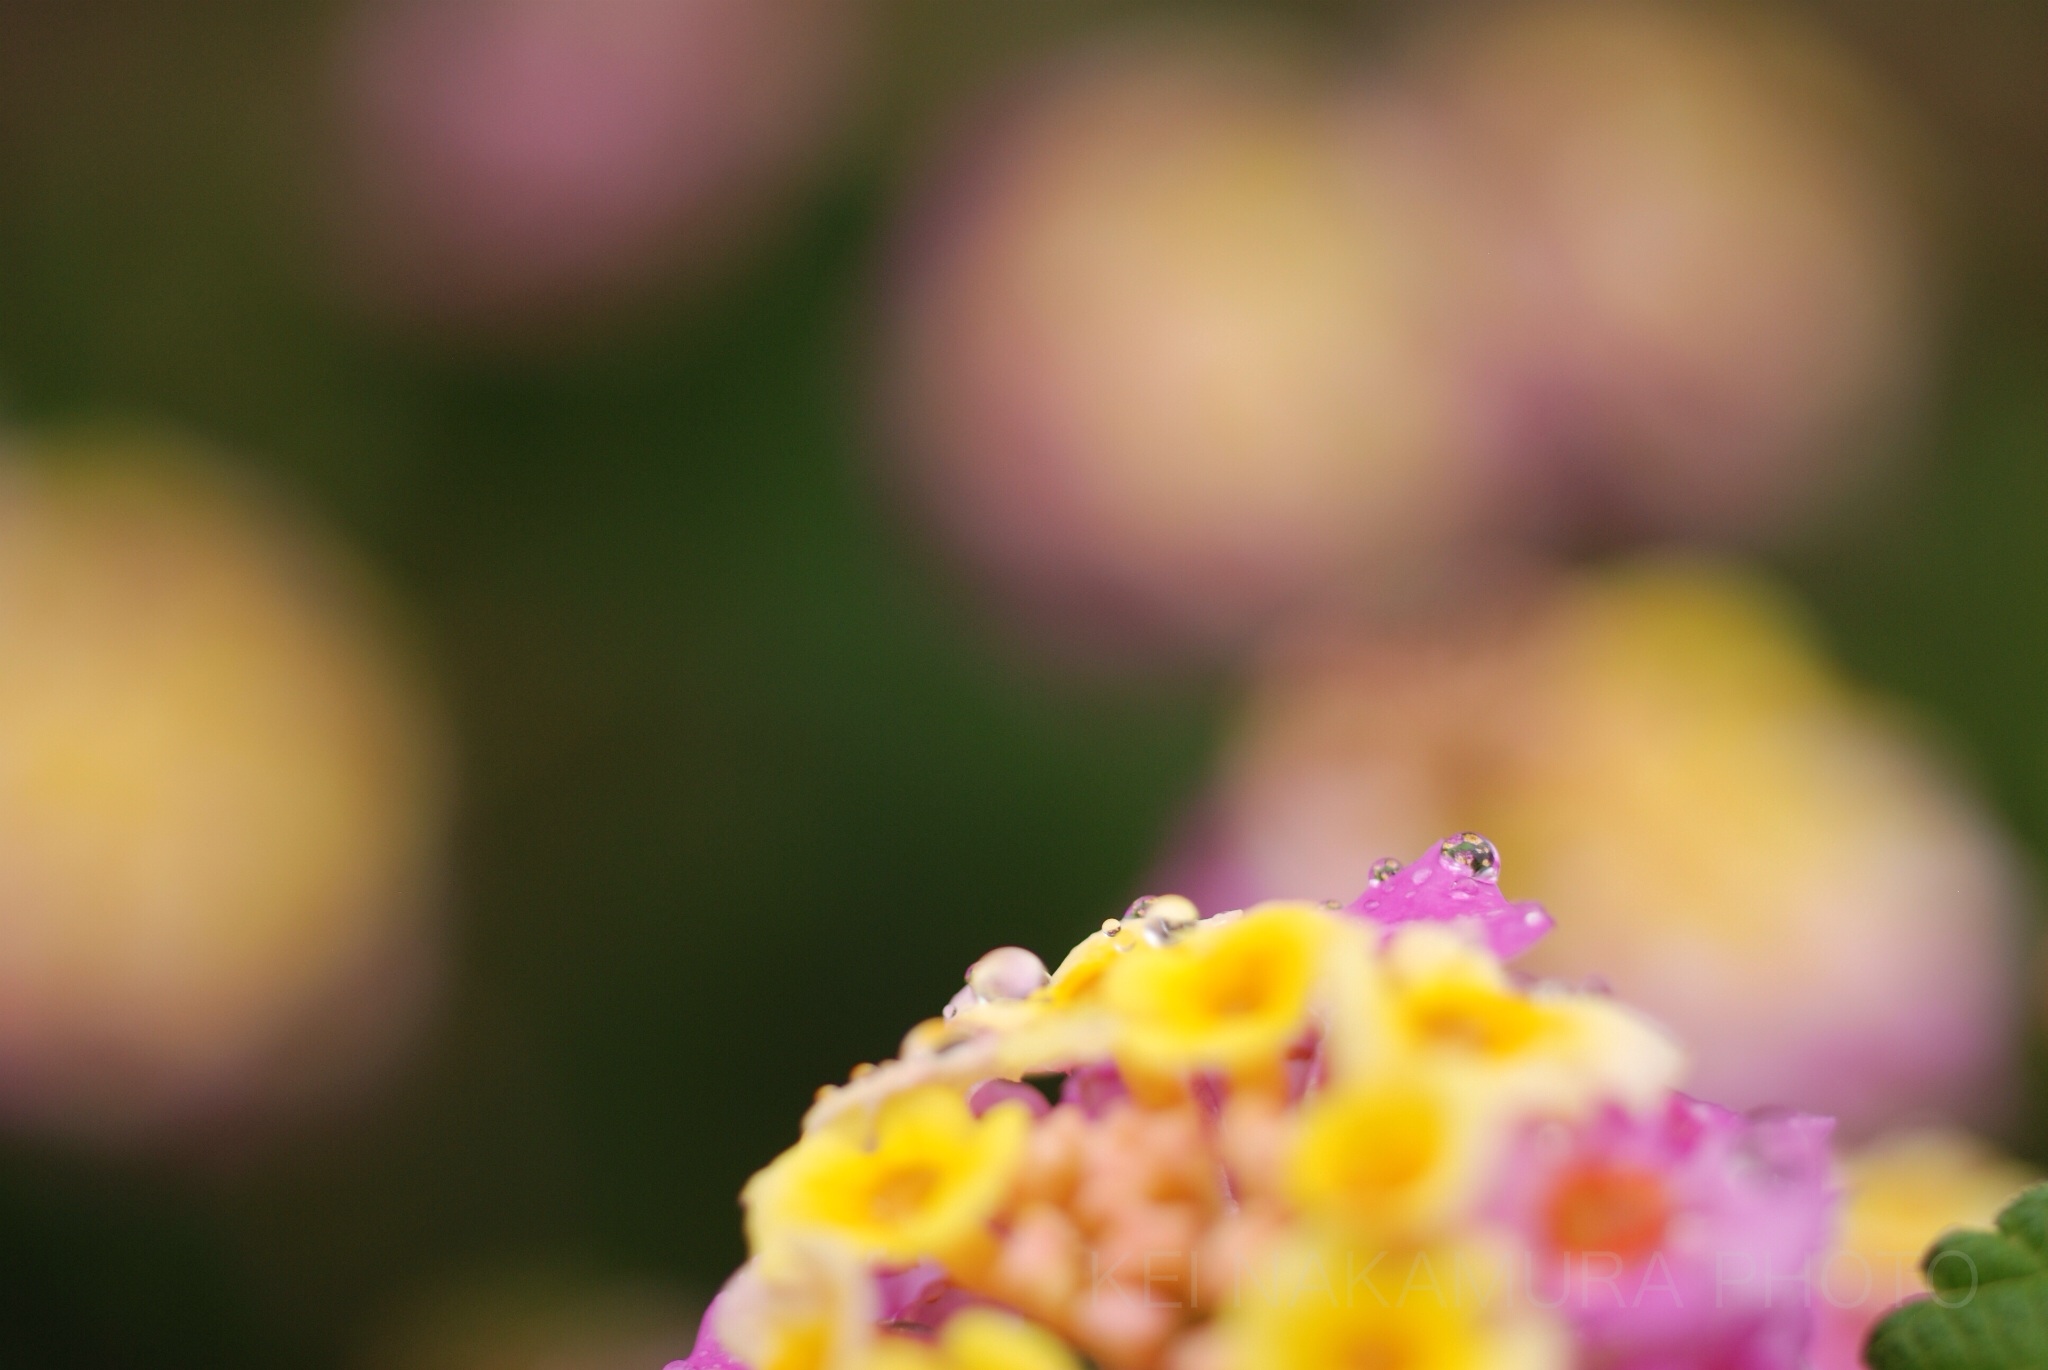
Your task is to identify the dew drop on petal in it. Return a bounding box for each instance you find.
[967,946,1051,1002]
[1135,894,1199,947]
[1367,857,1403,886]
[1438,832,1501,882]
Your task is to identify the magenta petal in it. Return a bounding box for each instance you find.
[1491,1096,1838,1370]
[1344,835,1553,957]
[1060,1062,1130,1117]
[876,1260,985,1333]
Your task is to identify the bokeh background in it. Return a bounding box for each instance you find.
[0,1,2044,1367]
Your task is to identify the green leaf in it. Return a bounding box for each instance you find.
[1865,1184,2048,1370]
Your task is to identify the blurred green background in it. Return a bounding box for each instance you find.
[0,1,2042,1367]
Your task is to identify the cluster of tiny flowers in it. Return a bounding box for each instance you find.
[674,835,1839,1370]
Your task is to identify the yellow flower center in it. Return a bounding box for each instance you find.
[864,1161,943,1224]
[1333,1092,1443,1192]
[1330,1325,1428,1370]
[1286,1075,1489,1238]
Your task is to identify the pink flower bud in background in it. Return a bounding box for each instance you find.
[332,0,865,332]
[1164,561,2024,1137]
[1810,1129,2039,1370]
[1392,0,1933,541]
[882,35,1493,658]
[0,432,451,1146]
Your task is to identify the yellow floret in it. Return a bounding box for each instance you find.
[927,1309,1085,1370]
[718,1242,1082,1370]
[1286,1068,1500,1239]
[1101,902,1336,1081]
[1375,925,1682,1117]
[1220,1239,1566,1370]
[1040,928,1129,1007]
[745,1085,1032,1266]
[715,1238,877,1370]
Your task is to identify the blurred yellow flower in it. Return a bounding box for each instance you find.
[1375,927,1681,1117]
[721,1243,1080,1370]
[1216,1238,1565,1370]
[746,1085,1031,1266]
[1811,1129,2040,1369]
[717,1239,877,1370]
[1101,902,1335,1083]
[0,435,449,1143]
[868,1310,1082,1370]
[1180,560,2020,1133]
[1493,567,2019,1131]
[1286,1068,1499,1239]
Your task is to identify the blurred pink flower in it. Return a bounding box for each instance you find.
[1164,561,2025,1137]
[1391,0,1933,541]
[883,35,1494,658]
[334,0,864,329]
[1491,1096,1837,1370]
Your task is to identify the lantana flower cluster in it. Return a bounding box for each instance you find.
[676,835,1837,1370]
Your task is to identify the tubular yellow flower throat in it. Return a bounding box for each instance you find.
[1403,977,1550,1059]
[1288,1072,1497,1237]
[744,1085,1031,1265]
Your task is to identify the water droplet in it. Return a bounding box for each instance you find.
[1318,899,1344,910]
[1101,919,1124,937]
[967,946,1050,1002]
[1367,857,1402,886]
[1438,833,1500,882]
[1125,895,1158,919]
[1134,894,1199,947]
